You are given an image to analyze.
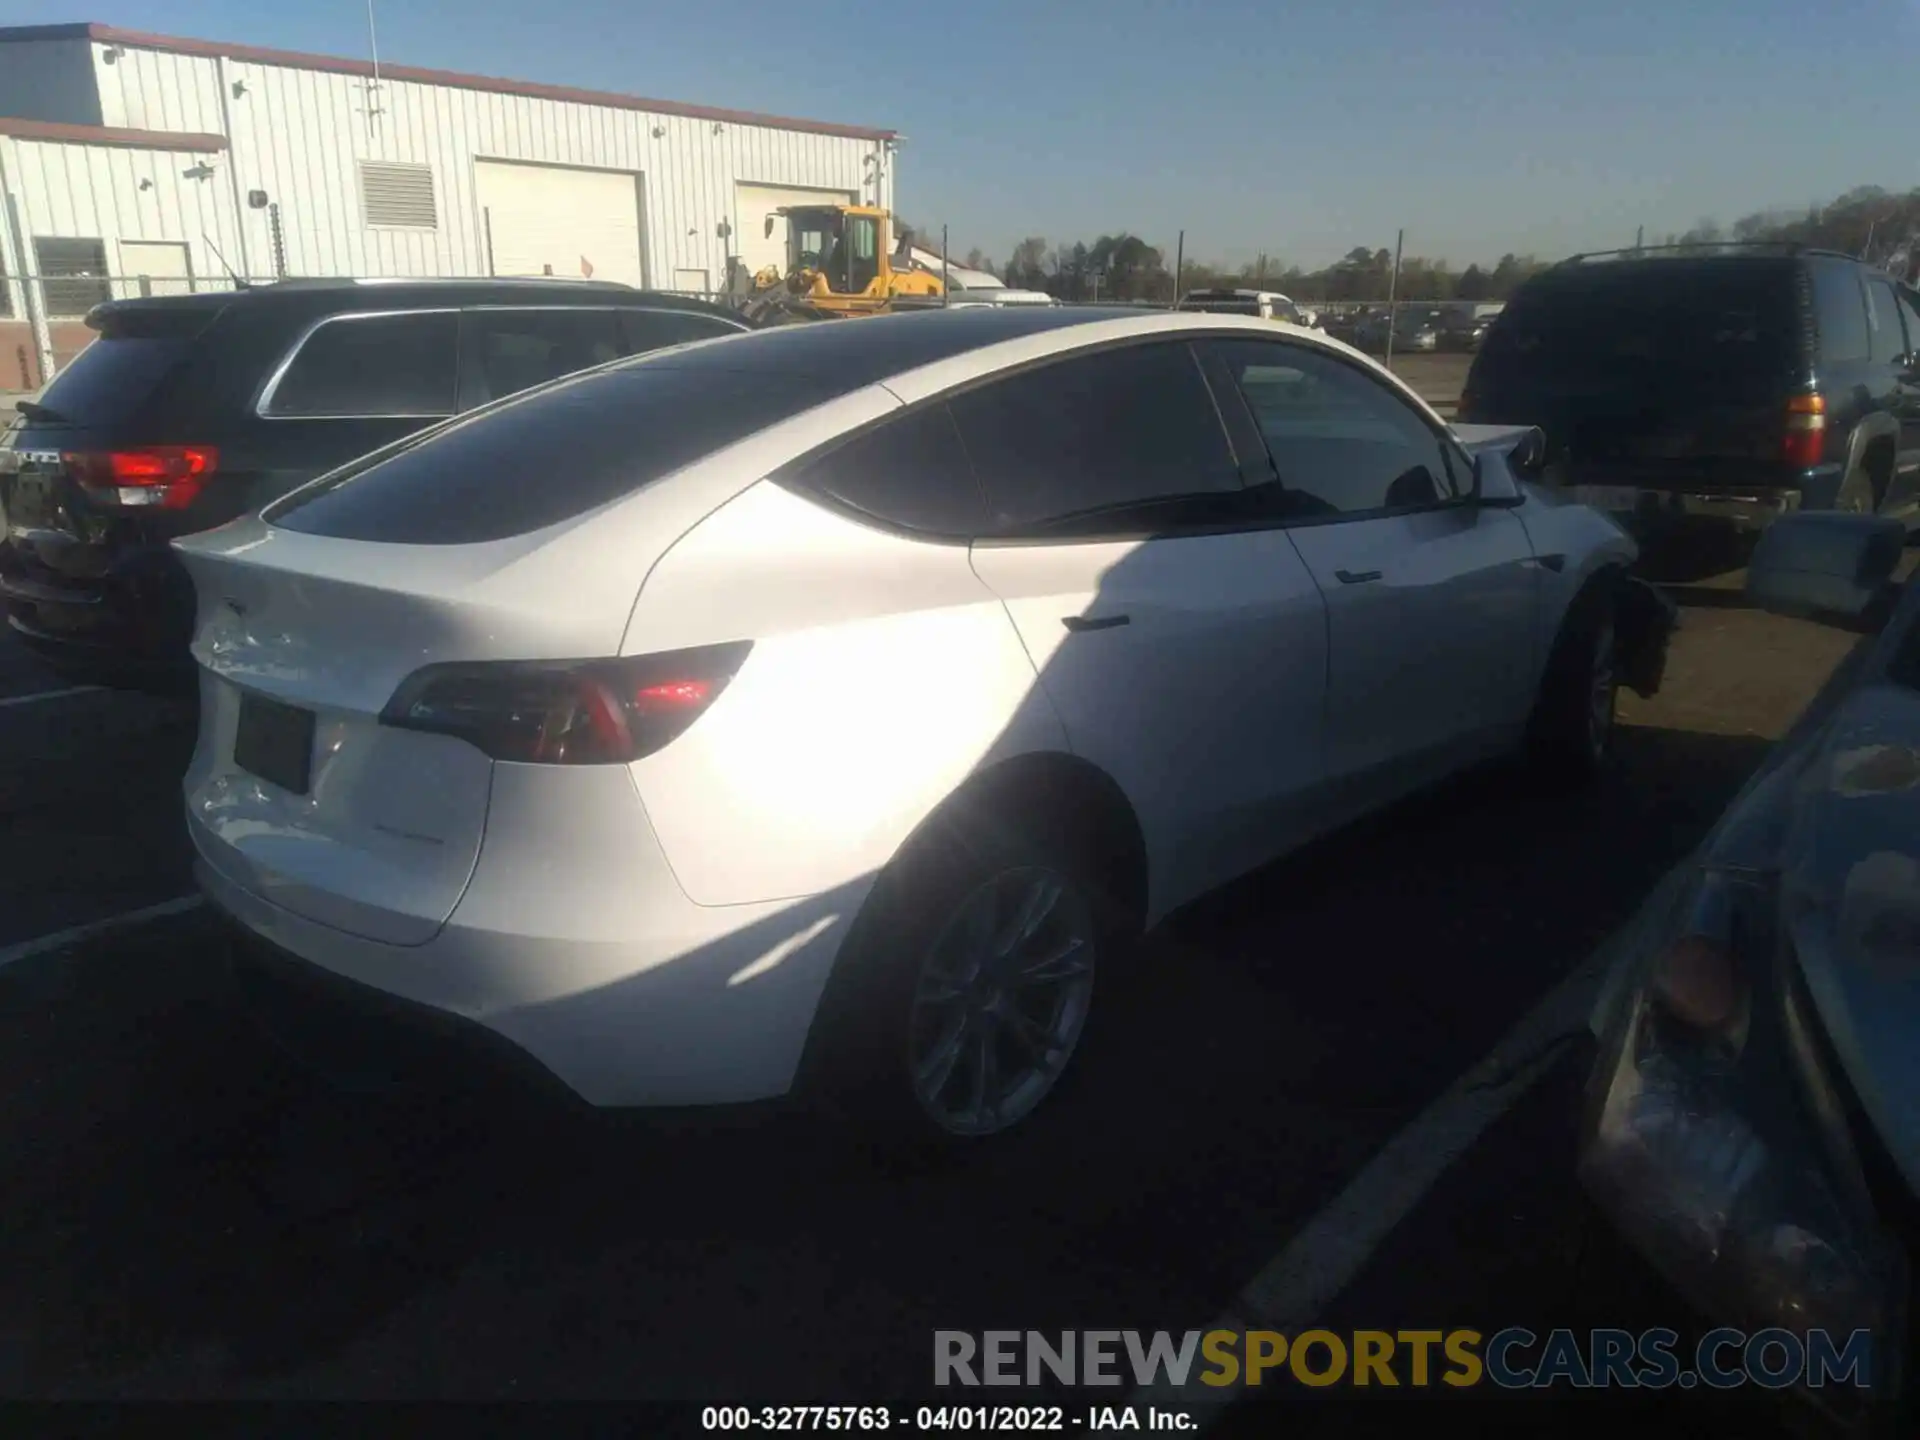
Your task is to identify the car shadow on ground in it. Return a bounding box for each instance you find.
[1656,585,1755,610]
[0,722,1774,1400]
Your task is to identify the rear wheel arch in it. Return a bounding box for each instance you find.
[1841,415,1899,512]
[935,750,1151,935]
[796,748,1148,1139]
[1857,430,1897,511]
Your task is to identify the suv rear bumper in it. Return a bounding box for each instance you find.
[1566,482,1804,533]
[0,549,197,692]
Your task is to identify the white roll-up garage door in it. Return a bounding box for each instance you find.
[735,183,857,277]
[475,160,647,287]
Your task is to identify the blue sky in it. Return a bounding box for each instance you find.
[14,0,1910,269]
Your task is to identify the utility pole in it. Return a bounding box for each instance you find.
[1635,225,1644,252]
[362,0,385,138]
[941,225,950,307]
[1384,228,1404,366]
[1173,230,1184,307]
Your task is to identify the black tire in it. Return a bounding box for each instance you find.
[800,800,1128,1159]
[1527,573,1622,785]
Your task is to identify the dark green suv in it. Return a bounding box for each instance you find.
[1458,245,1920,542]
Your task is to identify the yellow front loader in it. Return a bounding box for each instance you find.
[727,205,946,323]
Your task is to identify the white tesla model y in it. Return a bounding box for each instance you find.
[177,307,1669,1144]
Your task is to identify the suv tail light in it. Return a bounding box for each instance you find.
[64,446,218,510]
[380,642,752,764]
[1783,393,1825,468]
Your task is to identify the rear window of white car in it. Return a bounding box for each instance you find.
[267,363,838,544]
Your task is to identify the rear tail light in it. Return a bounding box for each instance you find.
[63,446,218,510]
[1783,393,1825,468]
[380,642,752,764]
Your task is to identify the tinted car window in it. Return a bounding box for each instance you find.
[1865,280,1905,363]
[1480,262,1799,379]
[948,342,1238,532]
[467,308,620,406]
[621,308,744,355]
[265,311,459,418]
[268,364,836,544]
[1811,262,1869,364]
[1211,340,1457,514]
[34,337,197,427]
[781,402,985,537]
[29,304,219,426]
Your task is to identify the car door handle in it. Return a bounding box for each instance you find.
[1334,569,1382,585]
[1062,613,1130,632]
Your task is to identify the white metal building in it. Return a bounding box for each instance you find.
[0,21,896,387]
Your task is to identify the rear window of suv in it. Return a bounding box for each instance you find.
[31,306,217,426]
[1479,261,1800,380]
[267,361,839,544]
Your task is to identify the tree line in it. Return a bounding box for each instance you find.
[908,182,1920,305]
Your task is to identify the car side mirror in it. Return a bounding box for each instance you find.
[1505,426,1547,474]
[1745,512,1906,631]
[764,216,776,238]
[1468,450,1527,508]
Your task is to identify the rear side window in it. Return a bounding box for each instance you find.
[464,308,621,407]
[268,364,838,544]
[621,308,744,355]
[1865,279,1906,362]
[1810,262,1869,364]
[948,342,1239,532]
[33,307,214,426]
[780,402,985,537]
[264,311,459,418]
[1480,263,1799,380]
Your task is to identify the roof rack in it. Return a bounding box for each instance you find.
[1557,241,1858,266]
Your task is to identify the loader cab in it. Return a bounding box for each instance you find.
[768,205,887,296]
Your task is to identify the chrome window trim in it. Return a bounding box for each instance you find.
[255,308,463,420]
[256,303,749,420]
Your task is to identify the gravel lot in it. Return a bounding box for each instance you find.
[0,545,1871,1429]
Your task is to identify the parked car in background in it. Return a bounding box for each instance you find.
[1458,245,1920,544]
[180,307,1670,1149]
[940,288,1059,308]
[1396,308,1444,352]
[1176,288,1321,329]
[1440,308,1495,352]
[1319,310,1360,344]
[0,279,750,692]
[1581,509,1917,1435]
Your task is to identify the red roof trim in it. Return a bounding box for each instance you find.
[0,116,227,152]
[0,23,896,141]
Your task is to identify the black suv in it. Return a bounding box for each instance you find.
[0,278,750,691]
[1457,245,1920,542]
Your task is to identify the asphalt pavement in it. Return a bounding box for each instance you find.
[0,562,1864,1432]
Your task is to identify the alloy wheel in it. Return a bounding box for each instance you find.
[906,866,1096,1138]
